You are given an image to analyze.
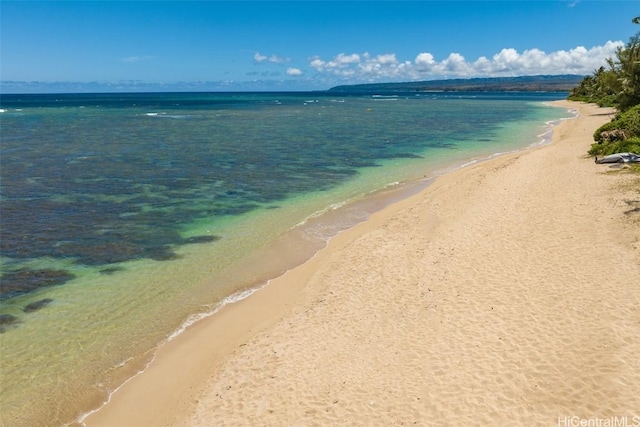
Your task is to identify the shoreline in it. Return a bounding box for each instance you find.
[82,100,640,426]
[157,106,570,343]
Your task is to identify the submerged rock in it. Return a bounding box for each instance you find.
[0,269,75,299]
[183,235,221,244]
[0,314,20,333]
[23,298,54,313]
[385,152,423,159]
[99,267,124,275]
[147,247,181,261]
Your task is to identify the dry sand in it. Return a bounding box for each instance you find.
[83,101,640,427]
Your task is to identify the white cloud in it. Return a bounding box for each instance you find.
[335,53,361,65]
[309,57,326,69]
[121,55,153,63]
[308,41,623,82]
[287,67,303,76]
[441,53,471,74]
[254,52,289,64]
[415,52,436,69]
[254,52,268,62]
[311,52,414,80]
[375,53,398,65]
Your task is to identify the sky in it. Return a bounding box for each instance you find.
[1,1,639,92]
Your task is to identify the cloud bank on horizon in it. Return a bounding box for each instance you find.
[306,41,623,82]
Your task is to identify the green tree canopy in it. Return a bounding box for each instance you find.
[569,19,640,112]
[573,17,640,157]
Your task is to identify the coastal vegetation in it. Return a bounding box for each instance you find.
[568,18,640,159]
[589,105,640,156]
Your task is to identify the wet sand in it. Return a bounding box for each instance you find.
[83,101,640,426]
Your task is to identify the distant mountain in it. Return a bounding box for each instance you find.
[328,75,584,93]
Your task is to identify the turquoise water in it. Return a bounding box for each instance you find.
[0,92,571,426]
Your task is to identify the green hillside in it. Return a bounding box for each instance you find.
[328,75,584,93]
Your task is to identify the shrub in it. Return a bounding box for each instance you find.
[589,136,640,156]
[593,104,640,142]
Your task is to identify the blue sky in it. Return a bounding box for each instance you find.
[1,1,638,92]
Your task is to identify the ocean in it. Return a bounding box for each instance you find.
[0,91,572,426]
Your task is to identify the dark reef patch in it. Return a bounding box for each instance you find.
[0,269,75,299]
[183,235,221,244]
[99,267,125,275]
[23,298,54,313]
[0,314,20,333]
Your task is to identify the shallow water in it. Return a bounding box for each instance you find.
[0,91,570,426]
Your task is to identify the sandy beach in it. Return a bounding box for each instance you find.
[83,100,640,427]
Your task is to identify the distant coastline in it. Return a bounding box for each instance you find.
[0,74,583,95]
[328,74,583,93]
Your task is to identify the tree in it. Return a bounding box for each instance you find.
[568,66,618,106]
[616,32,640,111]
[576,17,640,157]
[568,22,640,111]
